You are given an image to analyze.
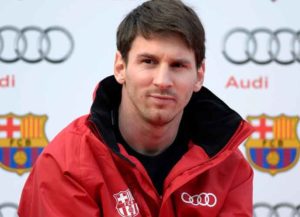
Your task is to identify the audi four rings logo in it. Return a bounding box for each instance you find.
[254,203,300,217]
[0,26,74,63]
[181,192,217,207]
[0,202,18,217]
[222,28,300,65]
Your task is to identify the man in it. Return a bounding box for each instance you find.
[18,0,254,216]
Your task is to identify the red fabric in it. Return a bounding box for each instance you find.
[18,115,253,217]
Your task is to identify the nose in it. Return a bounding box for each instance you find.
[153,65,173,89]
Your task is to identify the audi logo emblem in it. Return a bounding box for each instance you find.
[181,192,217,207]
[0,26,74,63]
[0,202,18,217]
[254,203,300,217]
[222,28,300,65]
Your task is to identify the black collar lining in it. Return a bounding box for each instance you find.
[89,76,242,158]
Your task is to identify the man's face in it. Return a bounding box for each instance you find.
[114,34,205,126]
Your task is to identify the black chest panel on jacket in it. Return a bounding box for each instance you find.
[114,111,189,195]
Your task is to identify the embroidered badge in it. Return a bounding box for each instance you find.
[113,189,139,217]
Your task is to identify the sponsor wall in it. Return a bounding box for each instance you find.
[0,0,299,216]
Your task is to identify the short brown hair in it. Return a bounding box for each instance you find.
[116,0,206,68]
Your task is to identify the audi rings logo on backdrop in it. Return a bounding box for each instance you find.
[222,28,300,65]
[0,26,74,63]
[0,202,18,217]
[254,203,300,217]
[181,192,217,207]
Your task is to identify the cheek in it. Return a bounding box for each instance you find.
[178,82,196,104]
[183,91,194,105]
[126,68,153,86]
[126,79,146,102]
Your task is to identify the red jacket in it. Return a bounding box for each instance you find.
[18,76,254,217]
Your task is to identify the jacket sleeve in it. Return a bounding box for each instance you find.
[18,151,101,217]
[218,152,254,217]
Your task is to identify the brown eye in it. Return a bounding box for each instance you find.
[143,58,155,64]
[172,62,185,68]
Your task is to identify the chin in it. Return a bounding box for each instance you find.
[146,114,174,126]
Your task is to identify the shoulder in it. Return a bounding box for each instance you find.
[223,149,253,188]
[35,114,109,177]
[22,115,110,201]
[44,115,92,156]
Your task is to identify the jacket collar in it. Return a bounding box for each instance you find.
[89,75,243,157]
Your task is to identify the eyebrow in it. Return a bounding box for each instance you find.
[136,53,157,60]
[136,53,192,66]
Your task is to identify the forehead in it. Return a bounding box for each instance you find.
[128,34,194,59]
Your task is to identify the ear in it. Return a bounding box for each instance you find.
[114,51,126,84]
[193,60,205,92]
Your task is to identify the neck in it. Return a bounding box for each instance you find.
[118,107,182,156]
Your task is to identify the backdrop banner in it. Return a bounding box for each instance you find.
[0,0,299,216]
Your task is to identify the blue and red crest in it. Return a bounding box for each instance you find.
[0,113,48,175]
[245,114,300,175]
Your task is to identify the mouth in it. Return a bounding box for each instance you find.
[148,94,176,104]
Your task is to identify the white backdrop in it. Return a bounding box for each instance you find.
[0,0,299,216]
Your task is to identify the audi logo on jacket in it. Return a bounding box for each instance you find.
[18,76,254,217]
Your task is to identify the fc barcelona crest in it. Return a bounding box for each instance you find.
[245,114,300,175]
[113,189,139,217]
[0,113,48,175]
